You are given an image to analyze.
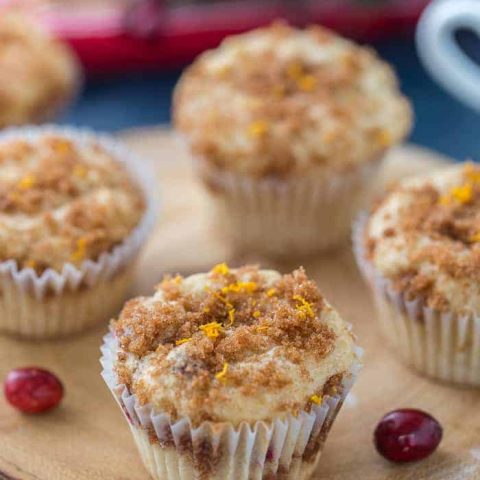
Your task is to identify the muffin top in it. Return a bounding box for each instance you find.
[0,13,79,128]
[0,134,146,273]
[365,162,480,316]
[112,264,358,426]
[174,22,412,178]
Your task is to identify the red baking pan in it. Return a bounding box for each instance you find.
[36,0,429,73]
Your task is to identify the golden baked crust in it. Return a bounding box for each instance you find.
[0,134,146,273]
[174,22,412,178]
[0,13,79,128]
[113,264,358,426]
[365,162,480,315]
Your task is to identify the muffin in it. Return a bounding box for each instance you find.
[0,126,154,338]
[101,264,361,480]
[354,162,480,386]
[0,12,80,128]
[174,22,412,257]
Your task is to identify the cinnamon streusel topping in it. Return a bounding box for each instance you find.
[113,265,358,426]
[174,22,411,177]
[365,162,480,315]
[0,134,146,273]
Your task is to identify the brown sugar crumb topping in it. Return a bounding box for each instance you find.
[366,163,480,311]
[217,29,362,104]
[113,265,338,421]
[391,270,449,313]
[115,265,331,361]
[0,135,146,272]
[174,22,411,178]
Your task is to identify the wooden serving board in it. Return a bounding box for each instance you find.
[0,128,479,480]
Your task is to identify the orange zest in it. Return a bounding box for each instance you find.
[439,183,474,205]
[200,321,224,339]
[248,120,269,137]
[215,362,229,382]
[297,74,317,92]
[221,281,257,295]
[17,174,35,190]
[212,262,229,275]
[71,237,87,263]
[227,308,235,327]
[255,325,269,333]
[470,232,480,243]
[293,295,315,319]
[464,162,480,183]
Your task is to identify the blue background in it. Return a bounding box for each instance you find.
[60,37,480,161]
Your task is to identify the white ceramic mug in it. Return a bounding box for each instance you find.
[416,0,480,111]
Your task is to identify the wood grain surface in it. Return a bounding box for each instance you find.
[0,128,478,480]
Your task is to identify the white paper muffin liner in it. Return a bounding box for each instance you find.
[353,214,480,386]
[198,157,382,258]
[101,332,362,480]
[0,125,157,338]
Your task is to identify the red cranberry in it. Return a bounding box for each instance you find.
[374,409,442,463]
[4,367,64,414]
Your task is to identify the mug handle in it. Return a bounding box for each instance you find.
[416,0,480,112]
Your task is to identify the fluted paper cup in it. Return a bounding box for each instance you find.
[101,332,361,480]
[353,214,480,386]
[0,126,157,339]
[198,156,382,258]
